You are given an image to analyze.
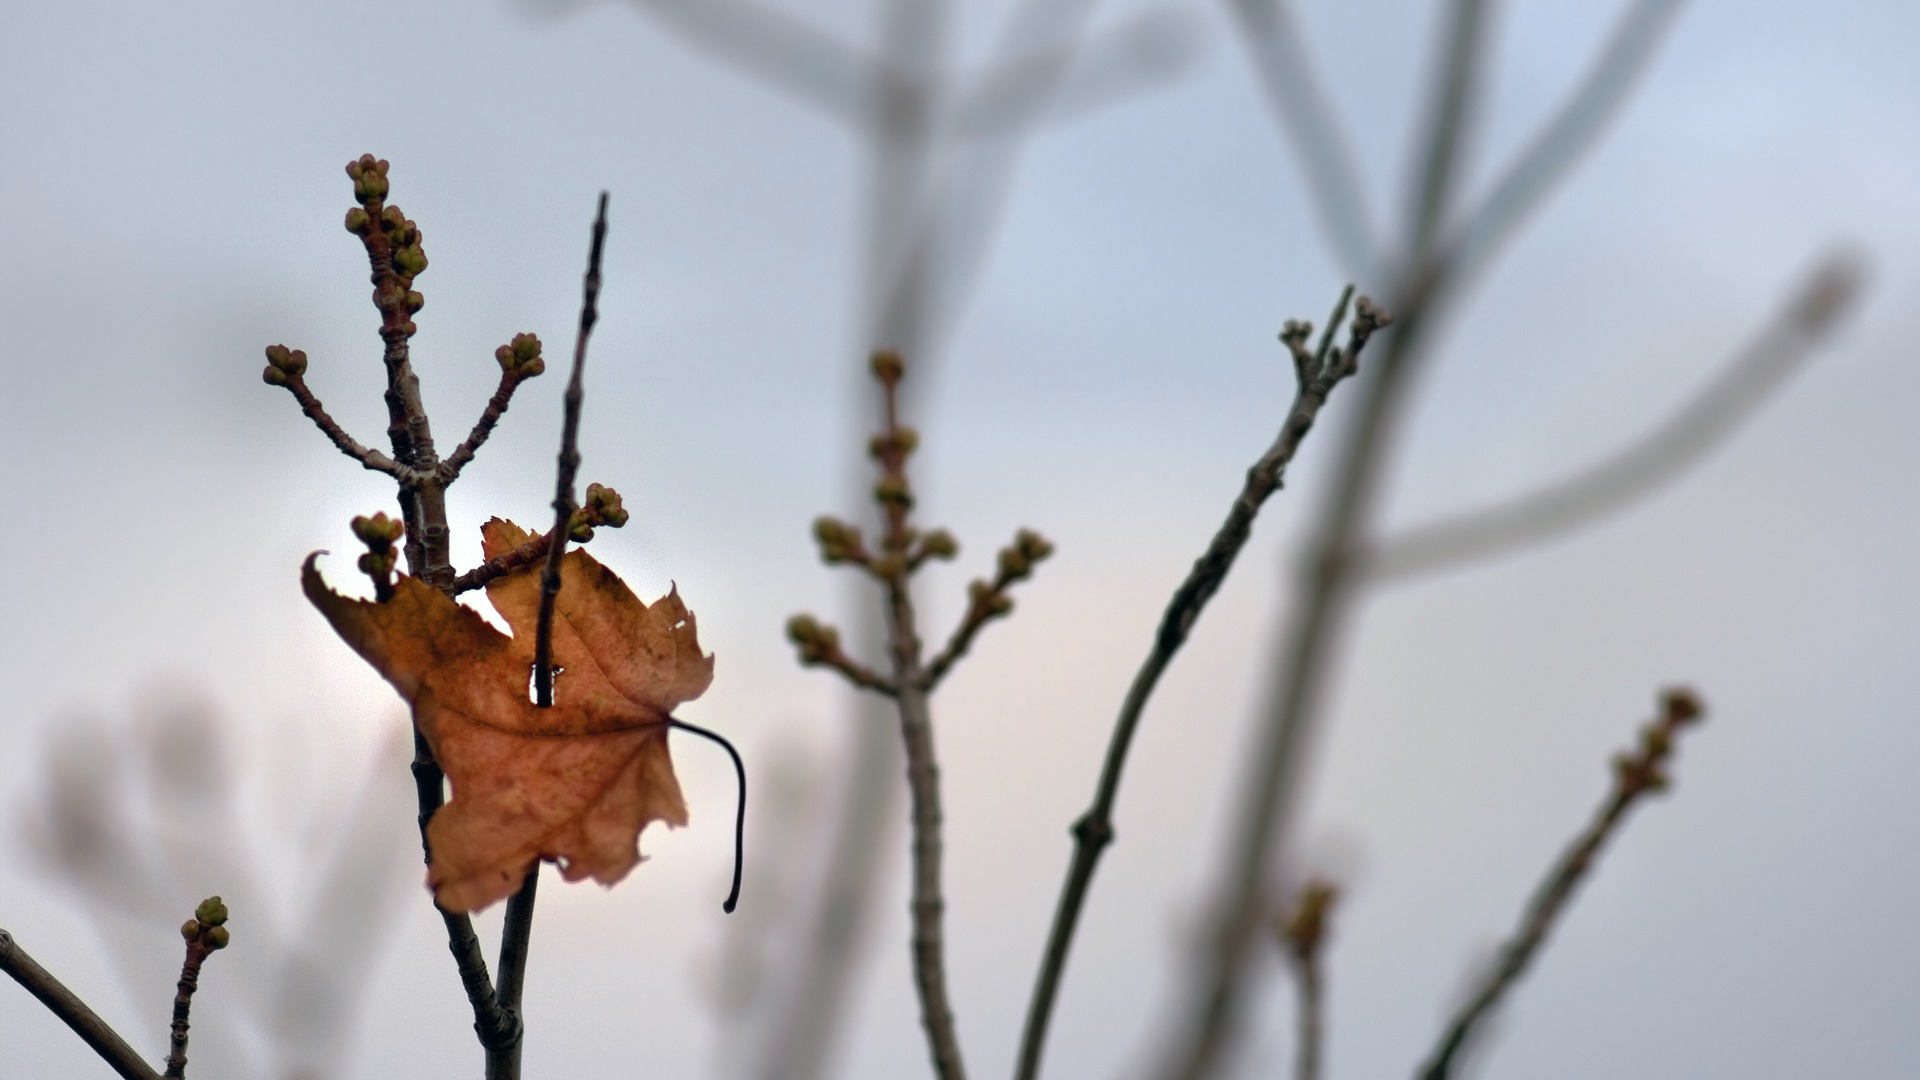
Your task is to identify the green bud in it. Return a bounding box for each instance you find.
[873,475,912,507]
[344,207,371,234]
[206,926,230,950]
[194,896,229,927]
[262,366,288,386]
[917,530,958,560]
[351,512,404,545]
[870,350,905,381]
[998,547,1030,578]
[1014,529,1054,562]
[381,205,406,231]
[405,291,425,313]
[511,333,541,362]
[567,510,596,544]
[180,919,201,941]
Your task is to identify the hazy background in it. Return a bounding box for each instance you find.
[2,1,1918,1077]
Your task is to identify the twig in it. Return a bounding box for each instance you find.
[787,615,900,696]
[1452,0,1688,280]
[486,190,610,1080]
[262,353,403,477]
[919,530,1052,691]
[450,528,554,595]
[867,354,967,1080]
[1364,254,1863,582]
[1276,881,1338,1080]
[1220,0,1378,278]
[1,928,163,1080]
[1015,289,1384,1080]
[1417,689,1706,1080]
[164,898,231,1079]
[440,358,541,484]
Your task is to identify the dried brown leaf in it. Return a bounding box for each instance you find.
[303,518,713,913]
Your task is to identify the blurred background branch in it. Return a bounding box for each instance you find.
[17,690,412,1080]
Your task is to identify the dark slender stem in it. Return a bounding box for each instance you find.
[668,717,750,913]
[1015,290,1382,1080]
[1,929,163,1080]
[1417,690,1703,1080]
[484,191,609,1080]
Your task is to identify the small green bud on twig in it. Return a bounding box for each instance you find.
[262,344,308,385]
[870,350,905,382]
[193,897,229,928]
[495,333,545,378]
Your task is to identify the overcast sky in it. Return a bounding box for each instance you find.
[3,1,1918,1078]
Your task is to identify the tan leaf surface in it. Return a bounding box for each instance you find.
[303,518,713,913]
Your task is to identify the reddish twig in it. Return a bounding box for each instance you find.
[262,352,403,477]
[1416,688,1707,1080]
[440,335,547,483]
[163,898,231,1079]
[451,528,554,596]
[1016,289,1384,1080]
[1,928,163,1080]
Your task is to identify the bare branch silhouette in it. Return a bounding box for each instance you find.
[1367,254,1863,582]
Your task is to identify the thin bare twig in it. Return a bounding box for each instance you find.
[266,362,405,477]
[1365,254,1864,582]
[451,528,554,595]
[1276,880,1338,1080]
[1,928,163,1080]
[1417,689,1706,1080]
[440,366,539,483]
[867,357,968,1080]
[480,191,611,1080]
[615,0,879,124]
[1015,289,1384,1080]
[787,615,901,697]
[919,529,1051,690]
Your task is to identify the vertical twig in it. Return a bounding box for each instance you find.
[868,357,968,1080]
[486,191,611,1080]
[1014,291,1385,1080]
[1,929,163,1080]
[163,898,230,1079]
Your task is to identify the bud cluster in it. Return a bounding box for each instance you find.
[785,613,842,667]
[179,895,232,952]
[343,154,429,337]
[352,511,405,578]
[261,344,309,387]
[495,332,546,379]
[567,482,630,543]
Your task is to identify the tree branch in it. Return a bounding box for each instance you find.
[1451,0,1688,281]
[1417,689,1705,1080]
[163,898,230,1079]
[1,928,163,1080]
[919,529,1052,691]
[1220,0,1379,279]
[440,365,538,484]
[263,358,404,477]
[1365,254,1862,583]
[1015,289,1385,1080]
[616,0,883,126]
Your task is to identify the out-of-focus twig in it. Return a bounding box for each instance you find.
[1,928,163,1080]
[1016,291,1385,1080]
[1275,880,1337,1080]
[1221,0,1377,278]
[1365,254,1864,582]
[1416,689,1706,1080]
[1451,0,1690,282]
